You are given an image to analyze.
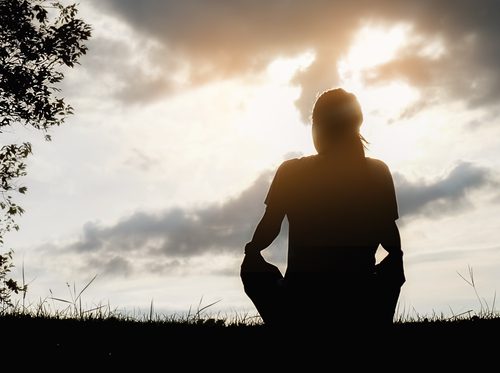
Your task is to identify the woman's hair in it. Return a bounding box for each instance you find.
[311,88,368,155]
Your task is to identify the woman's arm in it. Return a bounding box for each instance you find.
[376,220,405,285]
[244,207,285,255]
[380,221,403,257]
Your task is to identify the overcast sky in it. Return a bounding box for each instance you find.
[5,0,500,319]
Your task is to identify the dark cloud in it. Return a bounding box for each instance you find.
[80,36,180,104]
[88,0,500,120]
[57,159,494,276]
[395,162,495,219]
[68,170,274,260]
[84,256,133,277]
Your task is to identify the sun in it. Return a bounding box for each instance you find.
[341,24,409,72]
[338,23,419,113]
[337,24,426,166]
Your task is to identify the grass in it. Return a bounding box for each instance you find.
[2,302,498,368]
[1,274,260,327]
[1,268,499,366]
[3,264,500,325]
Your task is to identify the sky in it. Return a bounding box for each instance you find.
[4,0,500,320]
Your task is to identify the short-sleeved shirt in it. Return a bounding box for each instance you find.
[265,155,398,277]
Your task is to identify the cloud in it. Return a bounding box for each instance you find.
[87,1,500,120]
[53,170,276,276]
[45,159,494,277]
[71,170,273,256]
[395,162,495,219]
[113,71,175,104]
[77,35,180,104]
[88,0,356,116]
[85,256,133,277]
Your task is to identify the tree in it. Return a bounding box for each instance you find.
[0,0,91,307]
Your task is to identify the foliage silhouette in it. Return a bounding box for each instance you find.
[0,0,91,303]
[0,249,26,308]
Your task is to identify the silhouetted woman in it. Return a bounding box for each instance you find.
[241,88,405,331]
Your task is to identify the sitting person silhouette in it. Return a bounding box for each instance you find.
[241,88,405,331]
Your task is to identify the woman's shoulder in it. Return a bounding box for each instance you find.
[365,157,395,184]
[280,155,392,173]
[365,157,396,189]
[279,154,317,169]
[274,155,322,181]
[365,157,391,172]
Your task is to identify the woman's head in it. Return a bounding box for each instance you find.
[311,88,366,155]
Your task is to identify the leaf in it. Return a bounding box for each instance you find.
[0,1,91,266]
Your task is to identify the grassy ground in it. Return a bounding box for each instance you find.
[2,307,499,368]
[2,271,498,368]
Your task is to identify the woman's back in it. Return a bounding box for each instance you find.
[265,154,398,277]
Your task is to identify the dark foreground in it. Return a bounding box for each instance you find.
[2,315,498,368]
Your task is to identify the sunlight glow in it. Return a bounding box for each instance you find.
[266,51,316,83]
[235,51,318,159]
[338,23,418,111]
[339,24,410,74]
[337,24,427,166]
